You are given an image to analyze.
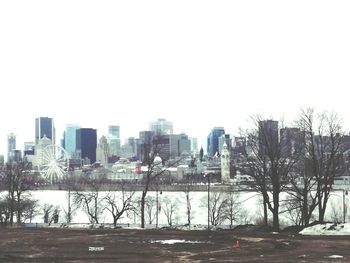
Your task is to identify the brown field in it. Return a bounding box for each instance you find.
[0,227,349,262]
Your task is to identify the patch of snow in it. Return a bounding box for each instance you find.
[300,223,350,235]
[67,224,91,228]
[150,239,204,244]
[327,255,344,259]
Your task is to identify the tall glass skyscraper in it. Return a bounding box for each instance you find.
[35,117,55,144]
[7,133,16,162]
[65,124,80,158]
[207,127,225,157]
[108,125,120,156]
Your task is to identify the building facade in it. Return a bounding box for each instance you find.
[150,118,173,135]
[7,133,16,162]
[108,125,121,156]
[258,120,279,156]
[207,127,225,157]
[76,128,97,164]
[35,117,55,145]
[64,124,80,158]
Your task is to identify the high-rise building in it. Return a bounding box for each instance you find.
[150,118,173,135]
[65,124,80,158]
[169,134,191,158]
[23,142,35,160]
[76,128,97,164]
[207,127,225,157]
[96,135,109,166]
[108,125,120,138]
[258,120,279,156]
[138,131,155,162]
[7,133,16,162]
[13,150,22,162]
[35,117,55,145]
[108,125,121,156]
[219,134,232,153]
[280,127,304,158]
[190,137,198,153]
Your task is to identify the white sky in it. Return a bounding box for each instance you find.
[1,1,350,156]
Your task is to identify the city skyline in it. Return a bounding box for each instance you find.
[1,1,349,156]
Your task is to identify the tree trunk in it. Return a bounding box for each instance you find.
[319,204,325,223]
[302,189,309,226]
[9,192,15,226]
[141,191,146,228]
[186,191,191,228]
[17,194,21,224]
[263,195,268,226]
[273,194,279,231]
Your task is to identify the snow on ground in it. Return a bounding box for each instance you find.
[150,239,205,244]
[327,255,344,259]
[299,223,350,235]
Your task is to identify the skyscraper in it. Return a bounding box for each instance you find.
[207,127,225,157]
[65,124,80,158]
[150,118,173,135]
[258,120,279,156]
[108,125,121,156]
[35,117,55,144]
[7,133,16,162]
[280,127,304,158]
[76,128,97,164]
[108,125,120,138]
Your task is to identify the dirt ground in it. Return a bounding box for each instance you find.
[0,227,349,262]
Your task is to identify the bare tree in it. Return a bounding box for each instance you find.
[221,191,241,229]
[162,196,178,226]
[242,116,299,231]
[291,108,345,224]
[280,197,304,226]
[201,192,226,227]
[0,161,36,225]
[72,174,106,224]
[145,196,156,225]
[42,203,60,225]
[103,182,136,227]
[140,134,182,228]
[21,199,40,223]
[237,208,251,225]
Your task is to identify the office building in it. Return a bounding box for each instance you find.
[150,118,173,135]
[7,133,16,162]
[108,125,121,156]
[280,127,304,158]
[258,120,279,156]
[65,124,80,158]
[35,117,55,144]
[76,128,97,164]
[207,127,225,157]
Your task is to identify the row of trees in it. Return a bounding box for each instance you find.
[66,175,248,228]
[0,162,38,225]
[242,108,349,231]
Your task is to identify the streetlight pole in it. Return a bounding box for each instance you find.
[156,188,162,228]
[156,189,159,229]
[206,173,210,231]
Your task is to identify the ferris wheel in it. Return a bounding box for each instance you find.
[37,144,68,184]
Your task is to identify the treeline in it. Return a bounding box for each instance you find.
[239,108,350,231]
